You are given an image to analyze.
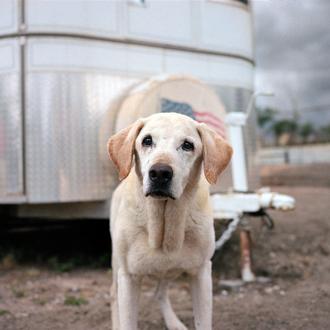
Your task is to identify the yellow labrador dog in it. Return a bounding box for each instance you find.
[108,113,232,330]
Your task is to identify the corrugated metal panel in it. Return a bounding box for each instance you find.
[0,39,24,201]
[25,71,138,202]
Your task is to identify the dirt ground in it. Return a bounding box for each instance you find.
[0,165,330,330]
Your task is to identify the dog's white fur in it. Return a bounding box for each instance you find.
[108,113,232,330]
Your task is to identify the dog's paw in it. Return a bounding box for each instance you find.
[167,320,188,330]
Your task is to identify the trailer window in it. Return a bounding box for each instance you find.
[233,0,249,4]
[128,0,146,6]
[208,0,249,6]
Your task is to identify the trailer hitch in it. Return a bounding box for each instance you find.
[248,209,275,230]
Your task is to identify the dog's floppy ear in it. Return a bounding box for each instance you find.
[107,119,144,180]
[197,123,233,185]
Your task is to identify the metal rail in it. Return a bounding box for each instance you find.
[0,32,255,65]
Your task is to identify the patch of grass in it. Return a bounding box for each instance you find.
[0,309,9,316]
[93,253,110,268]
[48,257,75,273]
[0,254,16,269]
[47,254,110,272]
[33,298,47,306]
[64,296,88,307]
[12,288,25,298]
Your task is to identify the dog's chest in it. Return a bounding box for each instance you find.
[126,226,211,277]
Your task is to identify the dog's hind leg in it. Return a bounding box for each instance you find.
[155,280,187,330]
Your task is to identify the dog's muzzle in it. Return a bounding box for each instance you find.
[146,163,175,199]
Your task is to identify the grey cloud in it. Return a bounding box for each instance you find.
[252,0,330,126]
[253,0,330,71]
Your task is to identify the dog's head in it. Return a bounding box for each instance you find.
[108,113,232,200]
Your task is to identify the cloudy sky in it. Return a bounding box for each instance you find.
[251,0,330,126]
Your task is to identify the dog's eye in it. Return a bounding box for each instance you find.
[181,140,194,151]
[142,135,153,147]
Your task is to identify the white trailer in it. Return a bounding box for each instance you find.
[1,0,255,215]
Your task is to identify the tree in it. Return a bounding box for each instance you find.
[299,122,314,143]
[320,124,330,142]
[272,119,298,145]
[257,107,277,129]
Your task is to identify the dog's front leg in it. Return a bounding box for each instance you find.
[117,268,140,330]
[190,261,213,330]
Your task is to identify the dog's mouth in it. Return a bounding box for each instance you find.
[145,190,175,200]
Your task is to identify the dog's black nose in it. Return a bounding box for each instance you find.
[149,164,173,184]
